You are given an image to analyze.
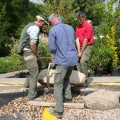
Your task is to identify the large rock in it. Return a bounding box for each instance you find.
[84,91,120,110]
[38,69,86,85]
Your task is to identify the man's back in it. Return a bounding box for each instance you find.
[49,22,78,66]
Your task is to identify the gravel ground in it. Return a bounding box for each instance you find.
[0,86,120,120]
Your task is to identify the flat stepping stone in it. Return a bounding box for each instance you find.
[28,101,84,109]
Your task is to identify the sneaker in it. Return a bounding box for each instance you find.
[33,96,42,101]
[63,98,72,103]
[83,79,88,87]
[28,97,42,101]
[28,93,41,101]
[49,107,63,119]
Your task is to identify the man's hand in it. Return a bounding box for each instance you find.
[78,51,83,57]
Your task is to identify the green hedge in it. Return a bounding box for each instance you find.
[0,54,25,73]
[0,41,52,73]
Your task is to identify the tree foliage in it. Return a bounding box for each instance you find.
[0,0,120,61]
[0,0,42,57]
[0,3,11,56]
[44,0,79,22]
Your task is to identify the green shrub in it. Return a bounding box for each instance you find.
[0,40,52,73]
[38,41,52,69]
[0,35,11,57]
[67,15,78,30]
[88,38,112,71]
[0,54,25,73]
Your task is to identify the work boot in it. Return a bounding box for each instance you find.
[49,107,63,119]
[63,98,72,103]
[83,79,88,87]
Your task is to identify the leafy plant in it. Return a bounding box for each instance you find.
[67,15,78,30]
[0,3,11,56]
[105,26,119,69]
[88,38,112,71]
[0,55,25,73]
[38,41,52,69]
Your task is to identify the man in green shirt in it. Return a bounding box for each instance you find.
[18,15,47,101]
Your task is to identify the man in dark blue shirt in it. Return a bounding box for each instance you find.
[48,14,78,119]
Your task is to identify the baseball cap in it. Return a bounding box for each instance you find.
[48,14,59,21]
[36,14,48,24]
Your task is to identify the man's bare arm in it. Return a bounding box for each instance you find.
[76,38,81,53]
[81,38,88,51]
[30,42,38,58]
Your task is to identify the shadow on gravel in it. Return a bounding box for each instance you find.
[0,86,47,108]
[0,113,27,120]
[0,91,27,108]
[6,72,29,78]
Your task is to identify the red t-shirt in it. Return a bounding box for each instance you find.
[76,21,94,46]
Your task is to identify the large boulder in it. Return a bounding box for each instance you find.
[84,91,120,110]
[38,69,86,86]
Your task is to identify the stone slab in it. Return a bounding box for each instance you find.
[28,101,84,108]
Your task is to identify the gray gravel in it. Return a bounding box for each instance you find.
[0,70,120,120]
[0,87,120,120]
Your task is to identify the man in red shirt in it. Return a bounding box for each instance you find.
[76,11,94,86]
